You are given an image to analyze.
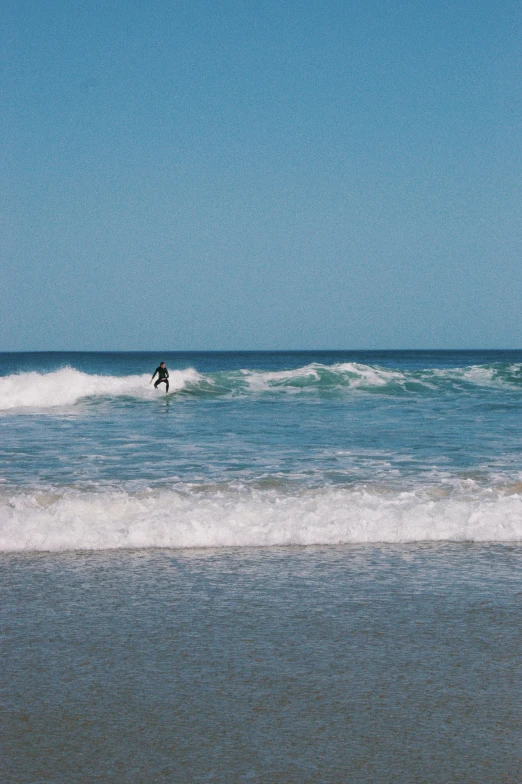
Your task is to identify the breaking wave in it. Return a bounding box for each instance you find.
[1,483,521,552]
[1,361,521,410]
[238,361,522,394]
[0,367,203,410]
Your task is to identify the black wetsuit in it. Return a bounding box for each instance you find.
[152,365,169,393]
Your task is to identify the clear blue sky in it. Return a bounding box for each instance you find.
[2,0,521,350]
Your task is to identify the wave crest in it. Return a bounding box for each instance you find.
[1,484,521,552]
[1,361,521,409]
[0,367,202,410]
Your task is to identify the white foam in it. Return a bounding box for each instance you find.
[431,365,498,386]
[1,363,518,409]
[241,362,411,392]
[241,361,522,393]
[241,364,321,391]
[333,362,416,388]
[240,362,443,393]
[0,367,202,410]
[1,484,521,552]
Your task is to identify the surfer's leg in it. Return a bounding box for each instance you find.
[165,380,169,393]
[155,378,168,392]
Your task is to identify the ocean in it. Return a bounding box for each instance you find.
[1,350,521,782]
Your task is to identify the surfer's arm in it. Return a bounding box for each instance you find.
[151,369,159,382]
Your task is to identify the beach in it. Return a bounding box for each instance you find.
[1,350,521,781]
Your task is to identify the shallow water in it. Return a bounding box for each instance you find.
[2,544,521,783]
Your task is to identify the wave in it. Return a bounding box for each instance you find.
[239,361,522,394]
[1,362,521,410]
[1,483,521,552]
[0,367,203,410]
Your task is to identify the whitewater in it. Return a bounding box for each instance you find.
[2,357,522,411]
[1,350,522,551]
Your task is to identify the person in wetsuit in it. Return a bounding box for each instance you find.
[151,362,169,393]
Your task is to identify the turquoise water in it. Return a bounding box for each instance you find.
[1,351,522,549]
[1,352,521,781]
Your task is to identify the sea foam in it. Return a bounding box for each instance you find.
[1,362,521,410]
[1,484,521,552]
[0,367,201,410]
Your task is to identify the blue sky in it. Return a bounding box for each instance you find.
[2,0,521,350]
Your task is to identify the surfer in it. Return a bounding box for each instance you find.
[151,362,169,393]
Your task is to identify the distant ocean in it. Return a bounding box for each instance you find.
[2,351,521,782]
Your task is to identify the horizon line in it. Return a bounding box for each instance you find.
[2,348,522,354]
